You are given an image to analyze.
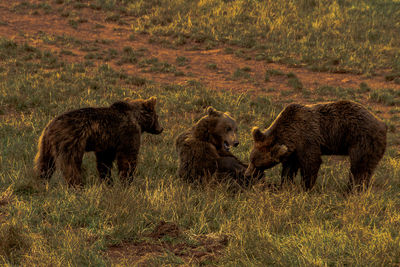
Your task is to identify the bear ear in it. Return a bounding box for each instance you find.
[143,96,157,110]
[252,127,265,142]
[111,100,131,112]
[206,106,219,116]
[149,96,157,105]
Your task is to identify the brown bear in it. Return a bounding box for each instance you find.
[34,97,163,187]
[244,100,387,191]
[176,107,262,186]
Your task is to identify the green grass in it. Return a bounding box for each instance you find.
[52,0,400,74]
[1,31,400,266]
[287,72,304,90]
[138,57,177,73]
[370,89,400,106]
[175,56,189,67]
[266,68,286,76]
[206,63,218,70]
[232,67,252,80]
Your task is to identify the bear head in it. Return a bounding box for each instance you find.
[244,127,289,177]
[112,97,163,134]
[193,106,239,152]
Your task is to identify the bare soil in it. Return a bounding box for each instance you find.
[106,221,228,265]
[1,1,398,97]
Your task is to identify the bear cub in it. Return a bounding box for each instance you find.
[245,100,387,191]
[176,107,261,186]
[34,97,163,187]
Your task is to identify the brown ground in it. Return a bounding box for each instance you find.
[1,0,399,96]
[1,0,399,263]
[106,221,228,265]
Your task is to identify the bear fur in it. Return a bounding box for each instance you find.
[245,100,387,191]
[175,107,258,186]
[34,97,163,187]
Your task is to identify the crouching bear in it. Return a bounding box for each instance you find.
[176,107,262,186]
[245,100,387,191]
[34,97,163,187]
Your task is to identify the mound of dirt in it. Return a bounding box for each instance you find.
[106,221,228,265]
[148,220,181,239]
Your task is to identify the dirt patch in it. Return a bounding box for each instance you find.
[148,220,181,240]
[106,221,228,265]
[0,1,399,94]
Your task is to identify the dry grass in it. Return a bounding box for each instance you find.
[0,0,400,265]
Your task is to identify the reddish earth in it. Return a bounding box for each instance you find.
[1,1,399,96]
[106,221,228,265]
[1,1,399,128]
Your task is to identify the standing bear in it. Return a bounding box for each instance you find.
[176,107,261,186]
[34,97,163,187]
[245,100,387,191]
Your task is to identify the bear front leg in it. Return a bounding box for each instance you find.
[298,152,322,190]
[115,128,141,184]
[96,149,116,184]
[280,156,299,186]
[217,156,246,179]
[116,152,138,184]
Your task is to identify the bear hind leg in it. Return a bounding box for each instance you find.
[34,137,56,180]
[58,153,84,187]
[349,146,383,191]
[348,158,376,191]
[35,152,56,180]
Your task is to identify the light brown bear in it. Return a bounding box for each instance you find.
[245,100,387,191]
[34,97,163,187]
[176,107,260,186]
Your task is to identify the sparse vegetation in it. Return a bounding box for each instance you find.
[138,57,177,73]
[287,72,303,90]
[50,0,400,73]
[370,89,400,106]
[232,67,252,80]
[176,56,189,66]
[266,68,285,76]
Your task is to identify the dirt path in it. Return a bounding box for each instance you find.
[1,1,398,95]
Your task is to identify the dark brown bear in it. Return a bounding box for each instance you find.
[34,97,163,187]
[176,107,258,186]
[245,100,387,191]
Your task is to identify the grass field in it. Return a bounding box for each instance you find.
[1,0,400,265]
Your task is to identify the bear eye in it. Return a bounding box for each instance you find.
[226,127,232,132]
